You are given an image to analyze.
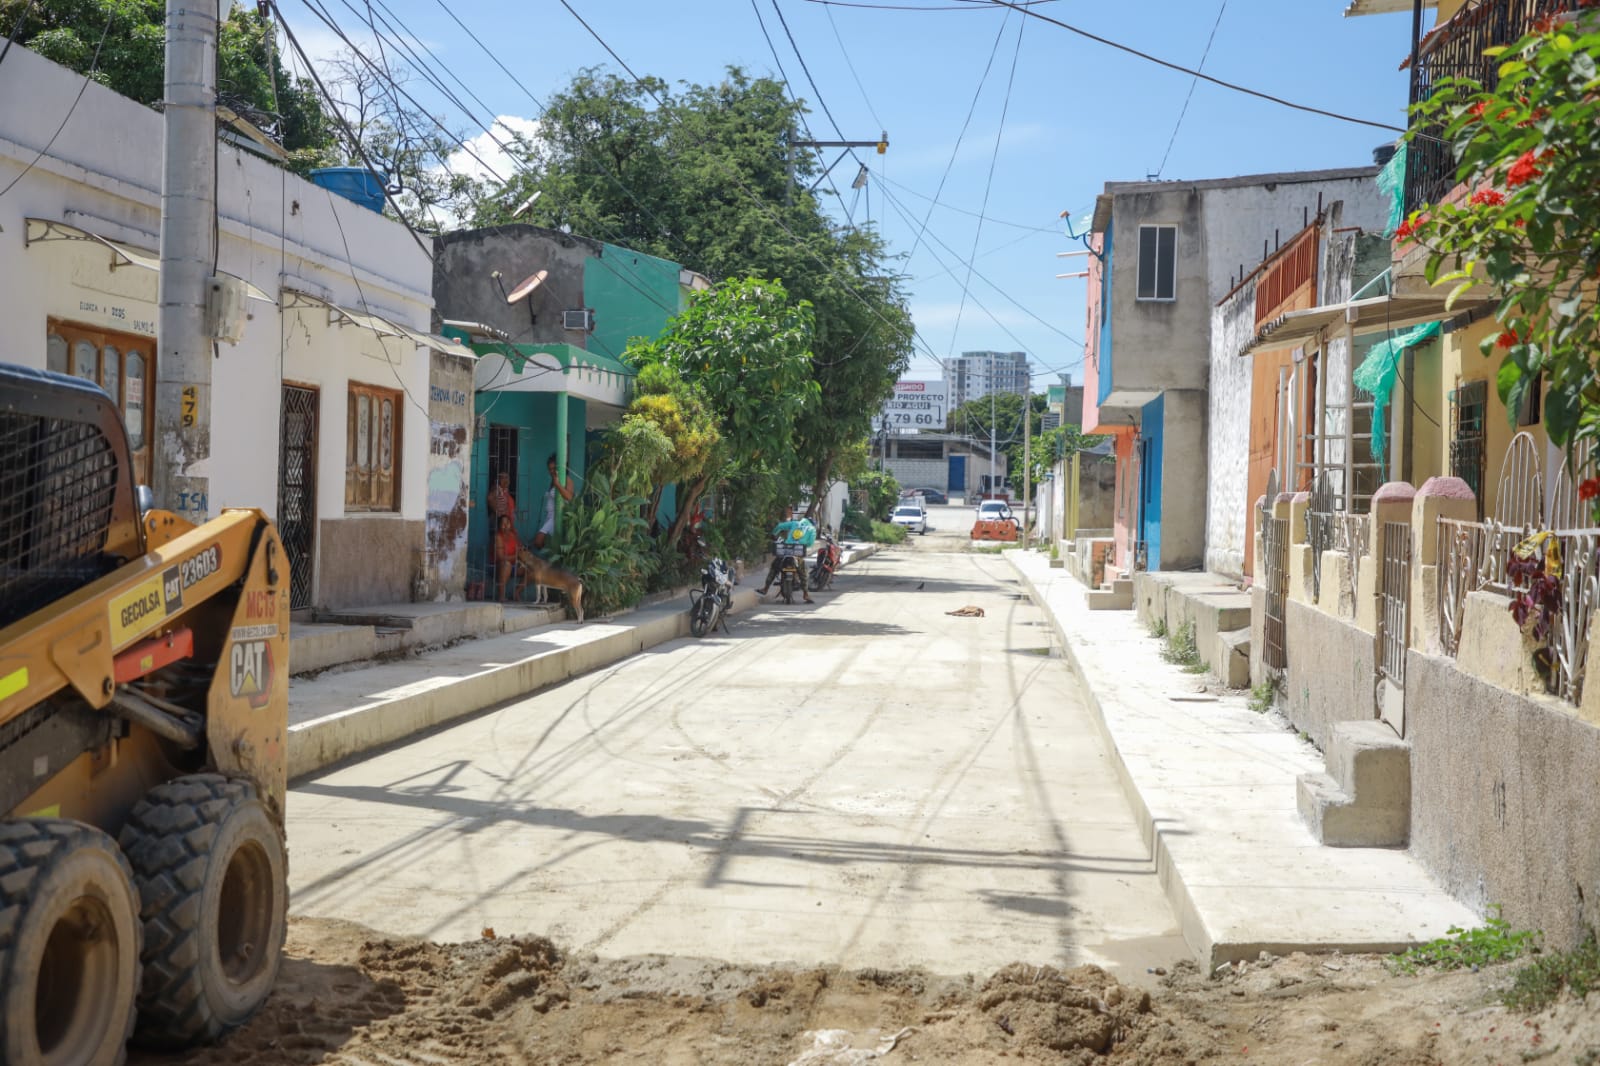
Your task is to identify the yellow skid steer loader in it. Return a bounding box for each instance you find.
[0,363,289,1064]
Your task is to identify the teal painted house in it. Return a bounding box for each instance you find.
[433,225,705,598]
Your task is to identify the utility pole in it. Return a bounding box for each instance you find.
[1023,388,1032,547]
[788,132,888,202]
[989,354,997,499]
[154,0,219,515]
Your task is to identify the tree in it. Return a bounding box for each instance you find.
[471,67,914,509]
[625,277,817,550]
[1406,17,1600,477]
[602,363,720,524]
[9,3,336,169]
[320,48,481,230]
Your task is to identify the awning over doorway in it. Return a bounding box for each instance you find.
[1240,292,1487,356]
[282,288,475,359]
[24,217,274,302]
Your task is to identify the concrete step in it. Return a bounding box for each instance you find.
[1086,578,1132,611]
[1214,628,1250,688]
[1296,721,1411,847]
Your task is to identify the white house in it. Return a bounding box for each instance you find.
[0,43,472,610]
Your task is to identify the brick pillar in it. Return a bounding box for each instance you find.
[1287,490,1316,604]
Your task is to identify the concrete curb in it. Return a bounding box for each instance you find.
[287,589,757,780]
[287,546,886,781]
[1005,550,1476,968]
[1006,557,1209,959]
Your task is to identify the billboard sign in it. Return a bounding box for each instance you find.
[874,380,948,431]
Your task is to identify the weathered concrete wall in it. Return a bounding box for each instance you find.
[318,517,426,609]
[1207,276,1257,579]
[1160,389,1208,571]
[1080,453,1117,531]
[1407,650,1600,950]
[1283,600,1377,750]
[426,351,473,600]
[433,225,602,345]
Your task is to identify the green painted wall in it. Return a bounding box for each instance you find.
[585,243,680,362]
[467,390,587,597]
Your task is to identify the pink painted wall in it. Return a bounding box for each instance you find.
[1080,233,1108,434]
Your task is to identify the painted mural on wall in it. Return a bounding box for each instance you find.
[427,352,474,599]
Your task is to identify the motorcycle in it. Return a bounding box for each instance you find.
[775,551,806,605]
[689,557,735,637]
[810,531,841,591]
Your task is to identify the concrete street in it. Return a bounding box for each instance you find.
[285,504,1185,976]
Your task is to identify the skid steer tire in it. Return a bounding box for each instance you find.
[0,818,141,1066]
[119,774,286,1050]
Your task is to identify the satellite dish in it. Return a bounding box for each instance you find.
[506,269,548,304]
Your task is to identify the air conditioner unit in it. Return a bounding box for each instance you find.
[563,308,595,332]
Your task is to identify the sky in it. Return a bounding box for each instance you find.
[278,0,1425,386]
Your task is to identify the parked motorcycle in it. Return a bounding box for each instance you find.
[810,531,841,591]
[689,557,735,637]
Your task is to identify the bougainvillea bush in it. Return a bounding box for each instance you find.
[1404,14,1600,490]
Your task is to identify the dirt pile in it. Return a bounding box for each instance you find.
[137,917,1600,1066]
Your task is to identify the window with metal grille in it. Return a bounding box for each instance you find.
[1450,380,1488,520]
[346,382,401,511]
[1136,225,1177,302]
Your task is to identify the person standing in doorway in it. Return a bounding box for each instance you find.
[493,514,522,602]
[488,469,516,530]
[534,453,575,551]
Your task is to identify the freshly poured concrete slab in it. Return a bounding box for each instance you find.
[1008,551,1478,968]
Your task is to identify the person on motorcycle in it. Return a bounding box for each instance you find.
[760,516,815,603]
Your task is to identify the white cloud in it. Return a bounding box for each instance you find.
[447,115,540,188]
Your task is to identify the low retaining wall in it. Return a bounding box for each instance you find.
[1283,600,1378,751]
[1407,649,1600,950]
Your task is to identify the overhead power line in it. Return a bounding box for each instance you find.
[975,0,1406,133]
[948,13,1025,356]
[550,0,944,363]
[1154,0,1228,179]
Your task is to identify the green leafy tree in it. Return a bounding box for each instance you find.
[1405,17,1600,475]
[472,66,913,509]
[625,277,817,549]
[603,363,721,523]
[6,2,336,168]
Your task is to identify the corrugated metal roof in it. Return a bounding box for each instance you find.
[1240,293,1487,356]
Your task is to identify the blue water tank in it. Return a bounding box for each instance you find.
[308,167,387,214]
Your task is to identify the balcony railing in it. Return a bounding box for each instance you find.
[1405,0,1581,215]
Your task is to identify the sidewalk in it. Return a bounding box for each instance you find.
[286,543,886,779]
[1005,549,1478,969]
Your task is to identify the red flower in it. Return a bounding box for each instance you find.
[1513,218,1529,229]
[1538,147,1559,162]
[1471,189,1506,207]
[1507,151,1542,187]
[1395,213,1428,240]
[1580,478,1600,502]
[1468,100,1489,121]
[1497,329,1523,349]
[1533,14,1557,31]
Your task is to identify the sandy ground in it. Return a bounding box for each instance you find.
[133,916,1600,1066]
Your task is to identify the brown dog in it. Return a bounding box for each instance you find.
[514,548,585,622]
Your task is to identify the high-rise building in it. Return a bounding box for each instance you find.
[943,351,1030,409]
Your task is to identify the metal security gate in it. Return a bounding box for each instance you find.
[1262,470,1289,671]
[278,385,318,610]
[1376,520,1412,731]
[1306,472,1336,602]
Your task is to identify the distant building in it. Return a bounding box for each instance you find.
[944,350,1030,409]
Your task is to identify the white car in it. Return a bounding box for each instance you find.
[977,499,1017,525]
[890,503,928,535]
